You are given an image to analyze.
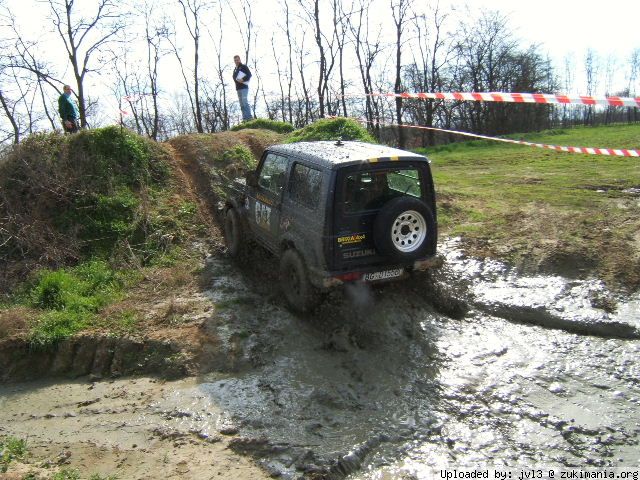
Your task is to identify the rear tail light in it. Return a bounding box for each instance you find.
[335,272,363,282]
[323,271,363,287]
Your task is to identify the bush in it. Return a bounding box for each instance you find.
[286,117,376,143]
[231,118,295,134]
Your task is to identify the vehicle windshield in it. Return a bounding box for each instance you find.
[342,168,421,213]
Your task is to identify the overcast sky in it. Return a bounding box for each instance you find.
[468,0,639,62]
[3,0,639,126]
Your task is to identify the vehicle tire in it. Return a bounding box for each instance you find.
[373,196,436,260]
[224,207,246,259]
[279,249,319,313]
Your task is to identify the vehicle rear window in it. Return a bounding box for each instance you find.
[342,169,421,213]
[290,163,322,210]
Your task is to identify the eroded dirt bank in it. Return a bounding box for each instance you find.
[1,246,639,479]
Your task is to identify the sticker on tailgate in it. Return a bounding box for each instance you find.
[362,268,403,281]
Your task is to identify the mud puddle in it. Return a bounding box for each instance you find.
[1,246,639,479]
[438,237,640,339]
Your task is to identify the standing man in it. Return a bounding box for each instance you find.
[232,55,253,122]
[58,85,79,133]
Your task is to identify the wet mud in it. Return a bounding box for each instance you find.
[1,242,639,478]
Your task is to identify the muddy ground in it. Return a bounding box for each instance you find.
[1,242,639,479]
[1,134,639,479]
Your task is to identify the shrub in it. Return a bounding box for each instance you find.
[218,145,256,169]
[286,117,376,143]
[231,118,294,134]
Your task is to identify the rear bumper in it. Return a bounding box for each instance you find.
[313,255,443,289]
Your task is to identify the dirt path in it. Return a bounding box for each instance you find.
[0,377,272,479]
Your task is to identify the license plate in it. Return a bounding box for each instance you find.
[363,268,404,281]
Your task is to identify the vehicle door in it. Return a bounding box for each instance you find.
[246,152,289,250]
[281,161,325,263]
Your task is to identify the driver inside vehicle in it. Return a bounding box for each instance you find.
[363,172,391,210]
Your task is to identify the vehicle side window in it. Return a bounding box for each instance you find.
[258,154,289,195]
[289,163,322,210]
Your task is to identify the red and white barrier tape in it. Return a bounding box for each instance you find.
[398,123,639,157]
[371,91,640,108]
[343,116,639,157]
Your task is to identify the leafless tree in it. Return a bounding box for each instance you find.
[627,48,639,123]
[391,0,413,148]
[205,2,230,131]
[1,6,61,131]
[47,0,127,129]
[299,0,338,118]
[295,33,314,124]
[0,88,22,144]
[172,0,205,133]
[406,2,453,146]
[281,0,295,124]
[346,0,382,136]
[584,48,599,125]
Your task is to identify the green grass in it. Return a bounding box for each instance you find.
[15,260,133,347]
[0,436,28,473]
[231,118,295,133]
[417,123,640,289]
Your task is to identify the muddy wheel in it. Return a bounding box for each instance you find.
[224,207,246,259]
[373,196,435,260]
[279,249,318,313]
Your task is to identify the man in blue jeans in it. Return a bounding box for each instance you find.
[232,55,253,122]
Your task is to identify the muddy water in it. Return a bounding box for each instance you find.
[1,246,639,479]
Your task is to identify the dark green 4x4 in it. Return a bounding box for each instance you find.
[223,140,438,312]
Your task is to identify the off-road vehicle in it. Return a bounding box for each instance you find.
[222,140,438,312]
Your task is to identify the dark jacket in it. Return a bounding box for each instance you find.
[232,63,252,90]
[58,93,79,122]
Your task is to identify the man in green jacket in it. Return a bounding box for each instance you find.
[58,85,79,133]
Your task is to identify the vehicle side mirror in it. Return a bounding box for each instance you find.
[246,171,258,187]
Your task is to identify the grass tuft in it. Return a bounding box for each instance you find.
[286,117,375,143]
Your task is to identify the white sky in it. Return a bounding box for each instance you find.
[3,0,639,126]
[469,0,639,62]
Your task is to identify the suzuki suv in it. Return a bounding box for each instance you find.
[223,140,438,312]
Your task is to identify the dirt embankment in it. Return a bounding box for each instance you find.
[0,130,287,381]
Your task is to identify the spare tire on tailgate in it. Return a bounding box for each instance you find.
[373,196,435,260]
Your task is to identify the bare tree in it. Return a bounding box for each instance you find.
[584,48,599,125]
[205,2,230,131]
[295,34,314,124]
[391,0,413,148]
[347,0,383,137]
[300,0,338,118]
[173,0,205,133]
[47,0,126,128]
[407,3,454,146]
[627,48,639,123]
[2,6,62,131]
[141,1,169,139]
[0,89,22,144]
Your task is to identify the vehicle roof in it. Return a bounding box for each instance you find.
[266,141,428,169]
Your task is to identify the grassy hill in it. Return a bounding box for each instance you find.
[420,123,640,289]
